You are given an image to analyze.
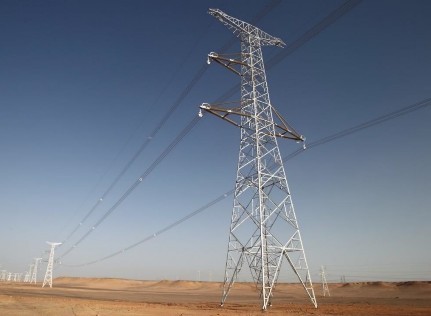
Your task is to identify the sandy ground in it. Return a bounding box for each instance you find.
[0,278,430,315]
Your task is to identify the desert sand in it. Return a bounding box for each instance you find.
[0,277,430,315]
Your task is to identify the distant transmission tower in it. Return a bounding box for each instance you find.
[320,266,330,297]
[0,270,6,281]
[31,258,42,284]
[200,9,316,310]
[340,275,346,283]
[42,242,62,288]
[24,264,33,283]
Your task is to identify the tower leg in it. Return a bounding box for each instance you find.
[221,247,244,306]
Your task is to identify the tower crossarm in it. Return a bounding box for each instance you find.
[200,102,304,141]
[208,8,285,47]
[207,52,247,76]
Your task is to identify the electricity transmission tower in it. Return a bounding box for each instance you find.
[0,270,6,281]
[42,242,62,288]
[200,9,316,310]
[320,266,330,297]
[24,264,33,283]
[31,258,42,284]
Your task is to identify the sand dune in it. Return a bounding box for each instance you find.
[340,281,430,288]
[55,276,431,292]
[55,277,156,289]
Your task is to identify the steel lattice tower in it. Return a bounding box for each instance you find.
[320,266,330,297]
[42,242,61,288]
[31,257,42,284]
[200,9,317,310]
[24,264,33,283]
[0,270,6,281]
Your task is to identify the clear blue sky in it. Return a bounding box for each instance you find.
[1,0,430,283]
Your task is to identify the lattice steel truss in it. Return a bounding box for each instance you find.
[200,9,317,310]
[31,257,42,284]
[42,242,61,288]
[320,266,331,297]
[24,264,33,283]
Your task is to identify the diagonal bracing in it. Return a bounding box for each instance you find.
[200,8,317,310]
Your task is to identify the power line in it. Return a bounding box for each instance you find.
[59,0,282,247]
[58,0,353,250]
[57,116,200,260]
[62,189,234,267]
[60,64,209,245]
[266,0,362,69]
[60,19,215,244]
[61,96,430,267]
[283,97,431,161]
[58,0,362,263]
[57,0,361,266]
[213,0,363,103]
